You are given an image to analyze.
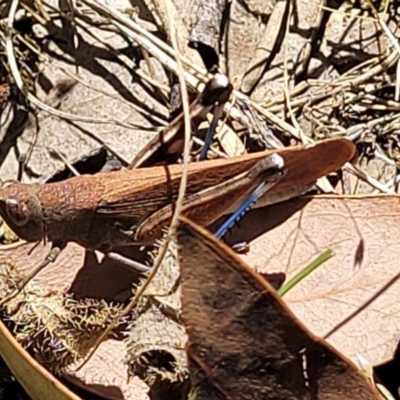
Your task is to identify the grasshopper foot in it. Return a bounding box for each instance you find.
[231,241,250,254]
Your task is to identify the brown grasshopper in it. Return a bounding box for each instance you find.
[0,138,354,249]
[0,138,354,300]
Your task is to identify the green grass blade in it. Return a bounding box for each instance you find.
[277,249,334,297]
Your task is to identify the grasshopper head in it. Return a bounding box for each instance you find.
[0,183,45,242]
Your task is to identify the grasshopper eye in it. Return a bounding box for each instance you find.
[5,198,30,226]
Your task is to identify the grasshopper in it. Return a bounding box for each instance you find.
[0,138,354,249]
[0,138,354,297]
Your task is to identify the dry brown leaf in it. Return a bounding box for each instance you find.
[224,195,400,367]
[177,216,382,399]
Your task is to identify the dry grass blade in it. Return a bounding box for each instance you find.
[73,0,193,372]
[140,0,204,65]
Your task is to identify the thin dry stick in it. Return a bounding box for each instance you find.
[141,0,203,66]
[74,0,193,371]
[47,148,80,177]
[140,46,170,104]
[302,0,374,21]
[344,163,396,194]
[282,1,306,144]
[365,0,400,103]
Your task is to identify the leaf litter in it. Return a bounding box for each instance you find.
[1,0,400,398]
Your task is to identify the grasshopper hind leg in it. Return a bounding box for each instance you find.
[135,154,287,245]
